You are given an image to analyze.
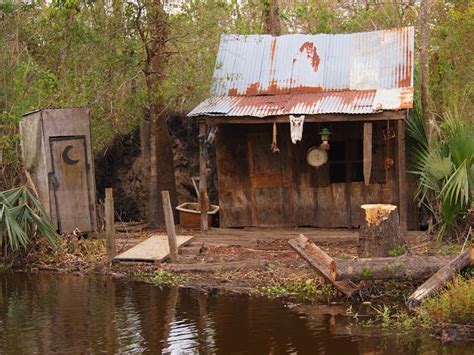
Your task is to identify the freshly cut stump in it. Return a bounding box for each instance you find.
[358,204,404,257]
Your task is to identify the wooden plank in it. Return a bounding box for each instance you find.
[162,190,178,262]
[289,235,359,298]
[113,235,194,263]
[199,123,209,232]
[166,260,268,272]
[105,188,116,262]
[407,250,470,308]
[363,122,373,186]
[397,119,407,233]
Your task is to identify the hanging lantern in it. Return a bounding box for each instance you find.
[319,128,332,150]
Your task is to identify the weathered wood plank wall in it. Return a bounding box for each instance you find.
[215,119,410,229]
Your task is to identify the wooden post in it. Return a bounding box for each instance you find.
[105,188,116,262]
[162,190,178,262]
[397,120,407,233]
[199,122,209,232]
[363,122,372,186]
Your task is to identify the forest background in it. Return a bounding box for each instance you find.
[0,0,472,237]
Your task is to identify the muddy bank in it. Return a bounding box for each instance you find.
[14,228,450,304]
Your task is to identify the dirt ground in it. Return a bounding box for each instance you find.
[20,225,470,305]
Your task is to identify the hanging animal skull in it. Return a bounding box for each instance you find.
[289,115,305,144]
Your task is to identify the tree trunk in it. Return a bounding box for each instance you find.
[263,0,282,36]
[420,0,431,130]
[335,255,451,281]
[358,204,404,257]
[143,1,178,227]
[407,250,471,308]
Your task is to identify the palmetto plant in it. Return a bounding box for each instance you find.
[0,186,58,252]
[407,107,473,240]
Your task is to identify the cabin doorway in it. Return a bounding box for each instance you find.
[246,125,296,226]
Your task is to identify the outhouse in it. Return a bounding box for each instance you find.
[20,108,98,234]
[189,27,417,231]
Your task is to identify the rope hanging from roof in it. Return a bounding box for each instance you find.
[270,121,280,153]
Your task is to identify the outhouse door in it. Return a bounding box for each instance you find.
[246,126,296,226]
[49,137,92,233]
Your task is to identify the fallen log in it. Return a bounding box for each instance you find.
[166,260,267,272]
[407,250,471,308]
[335,255,451,281]
[289,235,359,298]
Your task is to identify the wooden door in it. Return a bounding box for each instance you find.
[50,137,92,233]
[247,126,296,226]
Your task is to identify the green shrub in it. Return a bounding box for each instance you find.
[419,276,474,326]
[407,107,473,240]
[135,270,186,287]
[256,279,336,302]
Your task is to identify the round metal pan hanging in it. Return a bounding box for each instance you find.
[306,146,328,168]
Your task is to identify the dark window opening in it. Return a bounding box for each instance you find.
[329,163,346,183]
[328,139,364,183]
[329,141,345,161]
[351,162,363,182]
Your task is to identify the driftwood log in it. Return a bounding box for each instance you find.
[335,255,451,281]
[289,235,359,298]
[407,249,471,308]
[358,204,404,257]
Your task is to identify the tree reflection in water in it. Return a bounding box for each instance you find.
[0,273,470,354]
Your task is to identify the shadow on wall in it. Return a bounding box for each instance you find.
[95,112,218,222]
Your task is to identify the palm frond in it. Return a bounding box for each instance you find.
[0,186,59,252]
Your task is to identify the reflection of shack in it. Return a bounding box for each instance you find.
[189,27,417,231]
[20,108,97,234]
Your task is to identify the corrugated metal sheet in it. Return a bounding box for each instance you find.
[189,27,414,117]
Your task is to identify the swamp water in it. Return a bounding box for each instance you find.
[0,273,471,354]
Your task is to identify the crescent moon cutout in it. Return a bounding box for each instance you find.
[62,145,80,165]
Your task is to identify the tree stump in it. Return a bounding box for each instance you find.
[358,204,404,257]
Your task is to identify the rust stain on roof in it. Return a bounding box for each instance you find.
[270,38,278,63]
[299,41,320,72]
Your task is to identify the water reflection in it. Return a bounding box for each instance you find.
[0,273,470,354]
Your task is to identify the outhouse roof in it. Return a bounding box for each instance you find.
[188,27,414,118]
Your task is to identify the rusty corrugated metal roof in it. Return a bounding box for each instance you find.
[189,27,414,117]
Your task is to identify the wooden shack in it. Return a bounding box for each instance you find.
[189,28,416,232]
[20,108,98,234]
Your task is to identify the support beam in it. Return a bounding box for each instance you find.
[198,111,406,125]
[363,122,373,186]
[199,123,209,232]
[397,120,407,233]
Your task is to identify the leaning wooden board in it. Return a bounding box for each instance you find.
[113,235,194,264]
